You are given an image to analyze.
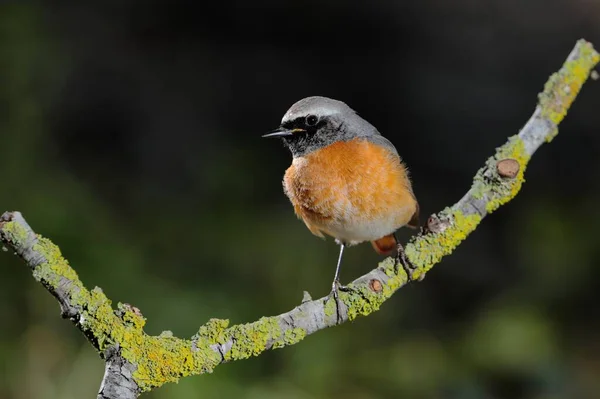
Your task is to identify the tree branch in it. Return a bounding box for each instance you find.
[1,39,598,398]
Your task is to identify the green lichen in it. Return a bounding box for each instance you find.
[379,258,408,291]
[82,291,223,391]
[343,285,385,321]
[27,236,91,318]
[194,317,307,360]
[0,220,29,246]
[31,236,80,284]
[275,327,307,349]
[321,259,407,322]
[5,40,599,390]
[4,226,223,391]
[470,136,530,214]
[117,303,147,330]
[324,296,337,318]
[3,38,598,398]
[2,218,313,391]
[224,316,286,360]
[124,334,221,389]
[538,39,599,131]
[405,209,482,273]
[195,318,229,343]
[82,296,229,390]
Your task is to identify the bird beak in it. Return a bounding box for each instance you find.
[262,128,294,138]
[262,127,305,138]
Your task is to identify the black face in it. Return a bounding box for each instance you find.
[280,114,334,157]
[281,114,323,133]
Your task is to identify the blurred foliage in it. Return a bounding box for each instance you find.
[1,2,600,399]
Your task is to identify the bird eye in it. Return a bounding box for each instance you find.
[305,114,319,126]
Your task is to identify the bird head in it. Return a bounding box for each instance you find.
[263,96,378,157]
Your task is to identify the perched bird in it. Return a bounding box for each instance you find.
[263,96,419,297]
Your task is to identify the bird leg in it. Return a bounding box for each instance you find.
[330,243,351,295]
[327,243,350,324]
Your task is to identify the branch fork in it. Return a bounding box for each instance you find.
[1,40,598,398]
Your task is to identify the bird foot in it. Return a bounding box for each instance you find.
[329,279,350,299]
[394,242,424,281]
[327,280,350,324]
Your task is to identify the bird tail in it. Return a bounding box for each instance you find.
[371,234,397,256]
[372,203,420,255]
[372,202,421,255]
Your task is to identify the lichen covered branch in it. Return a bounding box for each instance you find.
[1,39,598,398]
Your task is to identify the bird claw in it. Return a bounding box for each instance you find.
[328,280,350,324]
[394,242,424,281]
[330,280,350,298]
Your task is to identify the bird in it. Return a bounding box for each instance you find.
[263,96,419,298]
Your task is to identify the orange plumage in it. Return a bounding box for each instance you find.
[264,96,420,295]
[283,138,418,250]
[371,235,398,256]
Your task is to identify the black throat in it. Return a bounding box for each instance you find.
[282,119,344,157]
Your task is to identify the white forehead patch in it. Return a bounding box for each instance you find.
[281,96,353,123]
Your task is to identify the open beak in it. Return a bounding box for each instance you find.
[262,127,305,138]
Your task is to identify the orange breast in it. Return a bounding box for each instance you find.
[283,138,418,245]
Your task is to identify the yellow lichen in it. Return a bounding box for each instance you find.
[539,39,599,130]
[124,334,221,389]
[380,259,407,295]
[4,220,308,391]
[3,40,599,393]
[4,224,223,391]
[0,220,29,246]
[195,318,230,344]
[323,296,337,318]
[32,236,80,282]
[469,136,530,215]
[405,210,482,273]
[118,303,147,330]
[314,258,406,322]
[344,286,384,321]
[223,317,282,360]
[485,136,530,213]
[276,327,307,348]
[82,292,223,390]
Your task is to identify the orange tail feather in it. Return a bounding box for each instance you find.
[371,234,397,256]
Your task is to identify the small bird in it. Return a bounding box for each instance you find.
[263,96,419,297]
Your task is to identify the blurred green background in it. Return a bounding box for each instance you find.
[1,2,600,399]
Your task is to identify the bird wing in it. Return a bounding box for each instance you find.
[365,134,399,156]
[364,134,420,229]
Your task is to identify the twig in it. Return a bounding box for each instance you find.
[1,39,598,398]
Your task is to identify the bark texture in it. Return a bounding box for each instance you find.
[1,39,598,398]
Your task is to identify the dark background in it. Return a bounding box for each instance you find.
[1,2,600,398]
